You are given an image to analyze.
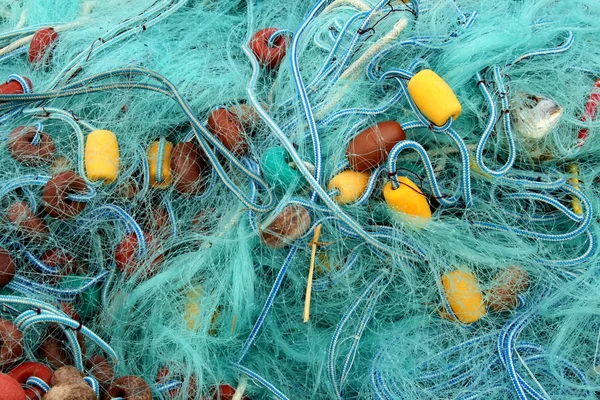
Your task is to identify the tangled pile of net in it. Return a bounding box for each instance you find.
[0,0,600,398]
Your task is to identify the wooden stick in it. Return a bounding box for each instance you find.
[303,224,322,322]
[0,20,85,57]
[231,314,237,334]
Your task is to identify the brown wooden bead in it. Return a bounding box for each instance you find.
[42,172,87,219]
[486,266,529,312]
[85,355,114,386]
[0,248,16,287]
[107,376,152,400]
[6,201,49,240]
[346,121,406,172]
[8,126,55,166]
[44,366,96,400]
[230,102,264,132]
[0,318,23,369]
[38,335,72,369]
[207,108,247,156]
[260,205,311,249]
[170,142,203,194]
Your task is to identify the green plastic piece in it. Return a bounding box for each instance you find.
[60,275,101,320]
[260,147,305,192]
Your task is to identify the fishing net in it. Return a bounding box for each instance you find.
[0,0,599,399]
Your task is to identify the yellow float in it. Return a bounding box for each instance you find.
[148,139,173,188]
[85,129,119,183]
[328,170,370,204]
[383,176,431,220]
[407,69,462,126]
[441,270,486,324]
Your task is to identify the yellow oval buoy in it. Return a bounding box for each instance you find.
[184,286,220,334]
[328,170,370,204]
[407,69,462,126]
[383,177,432,220]
[184,286,202,331]
[85,130,119,183]
[441,270,486,324]
[148,140,173,188]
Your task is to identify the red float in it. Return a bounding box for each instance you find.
[249,28,287,69]
[42,172,87,219]
[28,28,58,65]
[207,108,247,156]
[7,126,56,166]
[115,232,163,279]
[0,373,26,400]
[0,77,32,94]
[8,362,53,400]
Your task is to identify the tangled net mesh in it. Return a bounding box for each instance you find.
[0,0,599,399]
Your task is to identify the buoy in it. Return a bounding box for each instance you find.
[85,129,120,183]
[0,373,26,400]
[115,232,163,279]
[28,27,58,65]
[441,270,486,324]
[0,76,32,94]
[8,362,53,400]
[107,376,152,400]
[148,140,173,189]
[42,172,88,219]
[567,163,583,215]
[407,69,462,126]
[346,121,405,172]
[0,248,16,287]
[261,205,311,249]
[0,318,23,369]
[170,141,203,194]
[328,170,370,204]
[260,147,304,192]
[207,108,247,155]
[383,177,432,220]
[249,28,287,69]
[7,126,55,166]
